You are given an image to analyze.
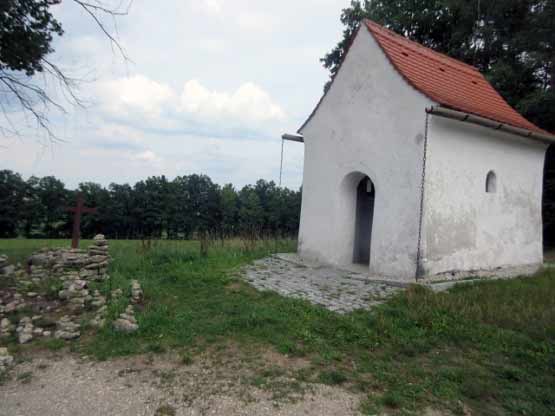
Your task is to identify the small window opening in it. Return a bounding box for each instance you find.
[402,51,409,57]
[486,171,497,193]
[439,67,446,72]
[471,80,478,85]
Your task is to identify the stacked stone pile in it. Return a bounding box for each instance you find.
[1,318,14,338]
[85,235,110,281]
[90,305,107,328]
[113,305,138,333]
[91,290,106,308]
[16,317,34,344]
[54,316,80,340]
[2,294,26,314]
[0,236,114,348]
[29,265,48,281]
[22,235,111,283]
[59,278,89,311]
[0,255,15,277]
[131,280,143,304]
[0,347,14,373]
[111,288,123,299]
[89,235,109,256]
[28,251,55,281]
[31,315,49,337]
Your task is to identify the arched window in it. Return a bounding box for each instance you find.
[486,171,497,193]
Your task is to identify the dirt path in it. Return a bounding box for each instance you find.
[0,352,361,416]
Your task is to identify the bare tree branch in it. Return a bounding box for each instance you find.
[72,0,133,62]
[0,0,133,142]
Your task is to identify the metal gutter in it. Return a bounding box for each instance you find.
[282,133,304,143]
[427,106,555,144]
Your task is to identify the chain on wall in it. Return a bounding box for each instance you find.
[415,111,430,280]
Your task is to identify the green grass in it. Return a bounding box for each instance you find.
[0,239,93,264]
[0,238,554,415]
[16,371,33,384]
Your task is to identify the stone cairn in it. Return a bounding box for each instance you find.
[113,305,139,333]
[0,234,114,345]
[85,235,110,280]
[59,277,89,312]
[110,280,143,334]
[0,255,15,277]
[90,305,107,329]
[89,289,108,329]
[131,280,144,304]
[54,316,80,340]
[0,347,14,374]
[1,318,14,338]
[16,317,34,344]
[111,288,123,299]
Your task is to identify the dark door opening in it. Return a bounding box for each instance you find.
[353,176,375,265]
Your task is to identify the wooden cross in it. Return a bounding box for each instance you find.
[66,193,97,249]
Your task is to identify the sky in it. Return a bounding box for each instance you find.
[0,0,350,190]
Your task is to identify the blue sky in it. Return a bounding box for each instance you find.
[0,0,349,189]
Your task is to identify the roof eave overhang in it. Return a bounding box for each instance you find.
[282,133,304,143]
[427,105,555,145]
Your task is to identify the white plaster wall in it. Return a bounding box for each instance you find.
[298,27,433,281]
[422,116,547,277]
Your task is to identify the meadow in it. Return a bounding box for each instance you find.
[1,238,554,415]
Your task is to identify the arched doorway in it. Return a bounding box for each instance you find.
[353,176,375,265]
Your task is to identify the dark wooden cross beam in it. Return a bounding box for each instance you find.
[66,193,97,249]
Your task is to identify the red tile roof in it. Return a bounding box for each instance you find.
[364,19,548,135]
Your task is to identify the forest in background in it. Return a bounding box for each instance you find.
[0,170,302,240]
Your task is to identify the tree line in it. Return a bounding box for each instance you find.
[0,170,302,240]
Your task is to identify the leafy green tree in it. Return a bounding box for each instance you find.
[0,170,26,237]
[220,184,239,238]
[323,0,554,131]
[0,170,302,241]
[238,186,264,236]
[105,183,135,239]
[186,174,221,236]
[0,0,63,75]
[76,182,110,237]
[36,175,69,237]
[171,176,194,239]
[279,187,303,237]
[132,177,167,239]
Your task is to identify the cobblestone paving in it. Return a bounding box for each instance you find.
[242,255,403,313]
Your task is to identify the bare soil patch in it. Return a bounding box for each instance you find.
[0,349,361,416]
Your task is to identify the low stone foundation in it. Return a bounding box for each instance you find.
[419,263,542,284]
[0,235,143,353]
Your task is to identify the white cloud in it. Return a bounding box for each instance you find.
[98,75,176,118]
[130,150,162,164]
[237,11,278,33]
[94,75,286,136]
[179,80,286,124]
[192,0,222,16]
[3,0,350,190]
